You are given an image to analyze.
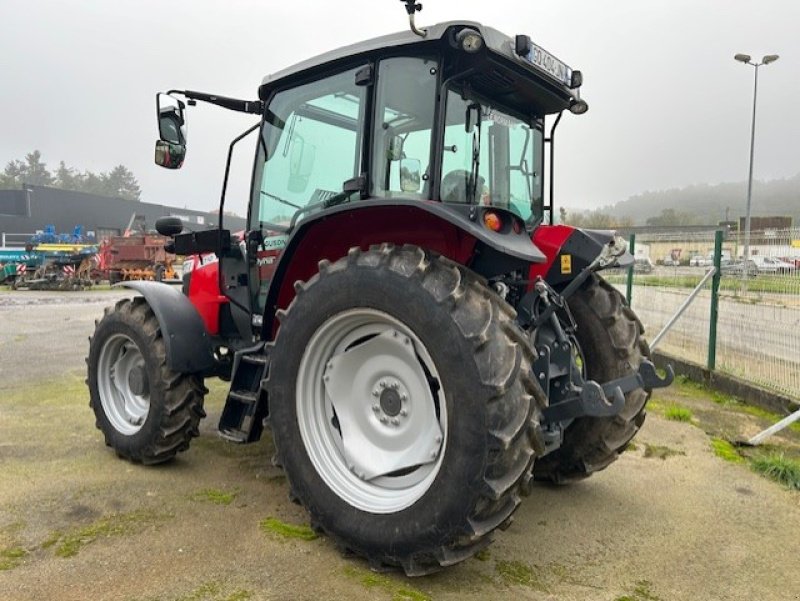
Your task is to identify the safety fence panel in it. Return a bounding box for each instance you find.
[612,227,800,402]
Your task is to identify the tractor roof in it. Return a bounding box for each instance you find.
[259,21,584,116]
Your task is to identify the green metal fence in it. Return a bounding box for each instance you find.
[613,227,800,401]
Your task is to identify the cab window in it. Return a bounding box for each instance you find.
[252,67,366,229]
[371,57,438,198]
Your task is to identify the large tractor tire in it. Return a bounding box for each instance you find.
[86,297,207,464]
[534,275,650,483]
[267,244,546,575]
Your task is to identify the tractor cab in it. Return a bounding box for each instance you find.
[155,20,588,342]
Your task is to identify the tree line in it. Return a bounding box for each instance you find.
[0,150,142,201]
[562,173,800,228]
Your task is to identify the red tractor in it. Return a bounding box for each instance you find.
[87,4,671,575]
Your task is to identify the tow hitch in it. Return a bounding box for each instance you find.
[541,360,674,423]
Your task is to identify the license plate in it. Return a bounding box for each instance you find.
[526,43,572,86]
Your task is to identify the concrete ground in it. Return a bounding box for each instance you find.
[1,288,799,601]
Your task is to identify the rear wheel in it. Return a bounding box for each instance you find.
[267,244,545,574]
[87,297,207,464]
[533,275,650,483]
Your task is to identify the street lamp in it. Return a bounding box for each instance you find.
[734,53,779,278]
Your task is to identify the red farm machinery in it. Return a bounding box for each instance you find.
[86,3,672,575]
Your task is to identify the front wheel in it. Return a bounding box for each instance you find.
[267,245,545,574]
[533,275,650,483]
[86,297,207,464]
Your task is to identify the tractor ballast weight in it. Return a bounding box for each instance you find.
[88,7,672,576]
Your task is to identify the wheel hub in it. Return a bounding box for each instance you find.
[379,387,403,417]
[128,366,149,396]
[322,328,443,481]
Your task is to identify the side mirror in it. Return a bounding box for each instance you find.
[155,216,184,237]
[399,158,421,193]
[465,102,481,133]
[154,140,186,170]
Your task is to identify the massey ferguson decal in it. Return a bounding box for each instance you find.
[257,234,288,280]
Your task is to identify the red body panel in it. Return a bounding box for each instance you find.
[187,259,228,335]
[274,206,478,317]
[528,224,575,281]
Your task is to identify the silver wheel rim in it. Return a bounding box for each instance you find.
[97,333,150,435]
[296,309,447,514]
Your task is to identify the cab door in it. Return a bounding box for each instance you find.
[247,66,369,323]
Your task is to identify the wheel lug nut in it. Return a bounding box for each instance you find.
[380,381,386,388]
[391,418,399,425]
[391,382,398,389]
[380,416,388,424]
[372,404,380,412]
[372,390,379,397]
[435,435,442,444]
[400,409,408,416]
[430,450,437,458]
[401,394,407,401]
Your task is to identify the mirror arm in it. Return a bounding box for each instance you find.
[168,89,264,115]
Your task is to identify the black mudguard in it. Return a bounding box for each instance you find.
[115,281,214,373]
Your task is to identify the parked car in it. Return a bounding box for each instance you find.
[633,257,654,273]
[750,256,795,275]
[661,255,679,266]
[721,259,758,277]
[689,255,712,267]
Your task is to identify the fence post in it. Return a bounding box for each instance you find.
[707,229,723,370]
[626,234,635,306]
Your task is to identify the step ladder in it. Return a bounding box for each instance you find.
[218,343,269,443]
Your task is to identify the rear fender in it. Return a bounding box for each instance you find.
[529,225,631,286]
[261,201,546,338]
[116,281,214,373]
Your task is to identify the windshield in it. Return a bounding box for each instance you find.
[441,89,543,222]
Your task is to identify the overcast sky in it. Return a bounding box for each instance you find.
[1,0,798,217]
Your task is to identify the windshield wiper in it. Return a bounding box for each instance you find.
[260,190,301,209]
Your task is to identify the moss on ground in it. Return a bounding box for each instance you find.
[0,546,27,570]
[342,565,431,601]
[190,488,239,506]
[615,579,662,601]
[494,559,548,591]
[258,517,317,541]
[45,510,172,558]
[711,438,744,463]
[643,443,685,460]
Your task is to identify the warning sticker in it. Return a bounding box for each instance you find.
[560,254,572,274]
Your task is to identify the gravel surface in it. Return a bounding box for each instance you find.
[1,289,799,601]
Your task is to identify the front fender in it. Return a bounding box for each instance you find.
[116,281,214,373]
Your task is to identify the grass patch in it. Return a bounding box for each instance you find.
[162,581,253,601]
[190,488,239,506]
[46,510,171,558]
[494,560,547,591]
[664,405,693,422]
[0,546,27,570]
[643,443,685,460]
[624,441,638,452]
[750,453,800,490]
[710,437,744,463]
[343,565,431,601]
[258,517,317,541]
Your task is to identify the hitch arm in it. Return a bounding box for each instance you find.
[541,360,674,424]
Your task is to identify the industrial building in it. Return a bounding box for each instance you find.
[0,184,245,247]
